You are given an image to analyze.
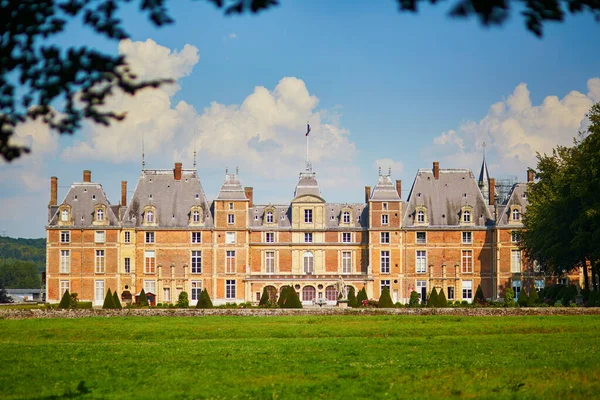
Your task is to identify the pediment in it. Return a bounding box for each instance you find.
[292,194,326,204]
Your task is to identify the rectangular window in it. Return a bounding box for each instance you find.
[462,280,473,300]
[95,250,105,273]
[60,280,70,297]
[380,250,390,273]
[304,253,314,274]
[228,214,235,224]
[124,231,130,243]
[191,281,202,301]
[124,257,131,273]
[381,214,389,225]
[265,251,275,274]
[416,250,427,273]
[417,280,427,303]
[381,280,390,292]
[416,232,426,244]
[511,250,522,273]
[191,232,201,243]
[342,232,351,243]
[462,232,472,244]
[191,250,202,274]
[447,287,455,300]
[342,251,352,274]
[95,231,105,243]
[380,232,390,244]
[265,232,275,243]
[145,232,155,244]
[60,250,70,273]
[512,280,522,299]
[226,250,236,273]
[60,231,70,243]
[144,250,155,274]
[304,233,313,243]
[382,203,388,211]
[228,202,234,210]
[535,280,545,292]
[226,280,236,299]
[225,232,236,244]
[461,250,473,273]
[163,287,171,303]
[304,209,313,223]
[144,280,156,295]
[511,231,519,243]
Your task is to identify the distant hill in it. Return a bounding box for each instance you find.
[0,236,45,273]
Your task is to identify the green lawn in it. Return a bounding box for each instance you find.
[1,315,599,399]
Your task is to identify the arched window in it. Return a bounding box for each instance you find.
[96,209,104,221]
[343,211,350,224]
[463,210,471,223]
[266,211,273,223]
[146,211,154,223]
[302,286,316,302]
[325,285,337,301]
[512,208,520,220]
[193,210,200,222]
[303,251,314,274]
[417,210,425,223]
[61,209,69,222]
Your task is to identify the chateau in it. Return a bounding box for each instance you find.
[45,159,577,306]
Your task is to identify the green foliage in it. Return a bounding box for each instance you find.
[0,259,41,289]
[356,287,368,307]
[58,289,71,309]
[0,237,46,275]
[377,287,394,308]
[517,289,529,308]
[427,288,438,307]
[113,291,122,309]
[347,286,357,308]
[504,287,515,307]
[177,291,189,308]
[281,287,302,309]
[103,289,115,309]
[0,285,12,303]
[258,287,269,306]
[196,289,213,309]
[278,286,290,308]
[408,291,420,307]
[474,284,486,305]
[527,287,539,306]
[437,288,448,307]
[138,289,149,307]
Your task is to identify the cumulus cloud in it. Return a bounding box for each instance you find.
[374,158,404,175]
[430,78,600,177]
[227,33,237,40]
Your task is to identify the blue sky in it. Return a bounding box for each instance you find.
[1,0,599,238]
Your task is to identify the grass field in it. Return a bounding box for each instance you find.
[1,315,599,399]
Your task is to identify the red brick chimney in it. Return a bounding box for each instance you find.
[174,162,182,181]
[121,181,127,207]
[244,187,253,207]
[365,186,371,203]
[83,170,91,183]
[489,178,495,206]
[395,180,402,199]
[433,161,440,179]
[527,169,534,182]
[50,177,57,206]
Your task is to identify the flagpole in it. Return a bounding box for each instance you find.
[306,121,309,171]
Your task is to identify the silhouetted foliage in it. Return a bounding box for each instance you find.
[378,287,394,308]
[138,288,149,306]
[196,289,213,308]
[113,291,122,309]
[356,287,368,307]
[518,288,529,307]
[103,288,115,309]
[0,285,12,303]
[347,286,357,307]
[474,284,486,305]
[259,287,270,306]
[427,288,438,307]
[504,287,515,307]
[58,289,71,309]
[527,286,539,306]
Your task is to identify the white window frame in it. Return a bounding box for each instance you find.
[511,231,519,243]
[266,211,274,223]
[163,287,171,303]
[226,280,236,299]
[380,232,390,244]
[462,280,473,300]
[60,280,70,297]
[229,202,234,210]
[342,232,351,243]
[144,280,156,295]
[124,257,131,273]
[380,250,390,274]
[144,250,156,274]
[382,202,388,211]
[416,231,426,244]
[462,231,472,244]
[95,231,105,243]
[226,250,236,274]
[417,210,425,223]
[416,250,426,273]
[342,251,352,274]
[265,251,275,274]
[225,232,236,244]
[535,280,545,292]
[304,209,313,223]
[447,286,455,300]
[512,279,522,299]
[145,231,155,244]
[193,210,200,223]
[343,211,351,224]
[303,251,314,274]
[146,211,154,223]
[61,209,69,222]
[191,232,202,243]
[60,231,70,243]
[60,250,70,273]
[265,232,275,243]
[96,209,104,221]
[380,280,390,292]
[511,250,522,273]
[191,281,202,301]
[191,250,202,274]
[463,210,471,223]
[462,250,473,273]
[228,214,235,224]
[512,208,520,221]
[124,231,130,243]
[381,214,389,225]
[304,232,313,243]
[95,250,105,273]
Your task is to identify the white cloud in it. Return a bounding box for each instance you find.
[374,158,404,176]
[430,77,600,177]
[227,33,238,40]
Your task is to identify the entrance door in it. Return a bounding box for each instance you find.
[95,280,105,306]
[417,281,427,304]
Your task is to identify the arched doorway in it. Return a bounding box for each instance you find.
[302,286,316,302]
[325,285,337,302]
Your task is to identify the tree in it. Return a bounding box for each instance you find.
[517,288,529,307]
[177,291,189,308]
[102,288,115,309]
[3,2,599,162]
[113,291,122,309]
[473,284,486,305]
[356,287,368,307]
[378,287,395,308]
[437,287,448,308]
[427,288,438,307]
[0,260,41,289]
[527,286,539,307]
[503,287,515,307]
[196,289,213,309]
[0,285,12,303]
[347,286,357,308]
[408,291,420,307]
[258,287,270,306]
[138,288,149,306]
[278,286,290,308]
[58,289,71,309]
[281,287,302,309]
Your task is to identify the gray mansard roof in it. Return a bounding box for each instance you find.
[403,168,494,228]
[249,203,368,229]
[497,183,529,226]
[294,171,321,198]
[370,174,401,201]
[123,169,213,228]
[49,182,120,227]
[216,172,247,201]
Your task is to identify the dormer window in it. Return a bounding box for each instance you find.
[92,204,107,226]
[512,208,520,221]
[382,203,388,211]
[96,209,104,221]
[61,209,69,222]
[266,211,274,223]
[417,210,425,223]
[143,206,158,226]
[414,206,428,225]
[342,211,351,224]
[189,206,204,226]
[509,205,522,224]
[463,210,471,223]
[460,206,473,225]
[146,211,154,223]
[193,210,200,223]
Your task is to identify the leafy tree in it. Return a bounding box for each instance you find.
[113,291,122,309]
[196,289,213,309]
[517,288,529,307]
[378,287,394,308]
[138,288,149,306]
[527,287,539,307]
[103,288,115,309]
[0,237,46,274]
[177,291,189,308]
[437,287,448,308]
[4,1,599,162]
[347,286,357,308]
[503,287,515,307]
[0,260,41,289]
[408,291,420,307]
[356,287,368,307]
[259,287,270,306]
[0,285,12,303]
[427,288,438,307]
[58,289,71,309]
[474,284,486,305]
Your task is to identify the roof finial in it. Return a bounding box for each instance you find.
[378,166,381,176]
[388,167,392,176]
[225,167,228,175]
[141,131,145,170]
[236,166,239,175]
[193,129,197,169]
[482,141,487,160]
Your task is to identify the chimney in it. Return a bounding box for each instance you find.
[50,177,57,206]
[174,162,182,181]
[489,178,495,206]
[83,170,91,183]
[527,169,534,183]
[121,181,127,207]
[395,180,402,199]
[244,187,253,207]
[365,186,371,203]
[433,162,440,180]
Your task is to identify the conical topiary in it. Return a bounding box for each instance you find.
[58,289,71,309]
[356,287,368,307]
[278,286,290,308]
[259,287,269,306]
[378,287,394,308]
[282,287,302,308]
[102,288,115,309]
[113,291,122,309]
[196,289,213,308]
[138,288,149,306]
[474,284,486,304]
[437,287,448,307]
[527,286,539,306]
[427,288,438,307]
[347,286,357,307]
[518,288,529,307]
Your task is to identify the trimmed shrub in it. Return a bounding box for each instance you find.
[278,286,290,308]
[527,287,539,306]
[281,287,302,308]
[503,287,515,307]
[437,287,448,307]
[113,291,122,309]
[517,289,529,307]
[177,291,189,308]
[427,288,438,307]
[258,287,269,306]
[102,289,115,309]
[378,287,394,308]
[196,289,213,309]
[474,284,486,305]
[356,287,368,307]
[408,291,420,307]
[347,286,357,308]
[75,302,93,309]
[58,289,71,309]
[138,289,149,306]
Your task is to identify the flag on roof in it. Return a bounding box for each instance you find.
[306,124,311,136]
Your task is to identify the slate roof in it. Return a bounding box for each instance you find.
[216,172,247,201]
[49,182,120,227]
[294,171,321,198]
[371,173,401,201]
[122,169,213,228]
[402,168,494,228]
[497,183,529,226]
[248,203,368,229]
[478,157,490,204]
